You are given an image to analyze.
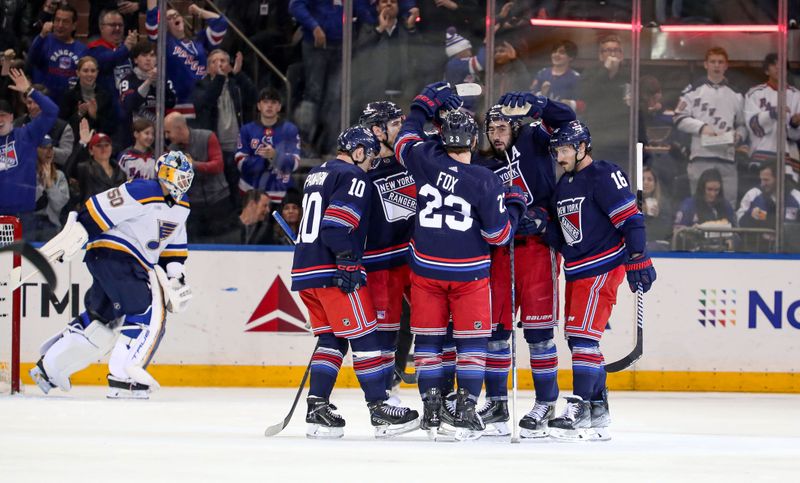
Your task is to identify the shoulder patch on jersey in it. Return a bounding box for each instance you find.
[125,179,165,204]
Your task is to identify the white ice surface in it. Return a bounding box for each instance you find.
[1,387,798,483]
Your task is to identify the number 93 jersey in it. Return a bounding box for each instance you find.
[395,137,514,282]
[291,159,372,291]
[81,179,190,268]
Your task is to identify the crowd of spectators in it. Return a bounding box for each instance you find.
[0,0,798,253]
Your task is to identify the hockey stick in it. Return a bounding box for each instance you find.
[605,143,645,373]
[264,210,317,437]
[2,241,58,291]
[504,152,521,444]
[454,82,482,97]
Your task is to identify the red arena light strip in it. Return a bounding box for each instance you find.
[528,18,635,30]
[659,24,780,32]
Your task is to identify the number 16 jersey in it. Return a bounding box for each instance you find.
[291,159,372,291]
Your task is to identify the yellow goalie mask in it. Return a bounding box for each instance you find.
[156,151,194,201]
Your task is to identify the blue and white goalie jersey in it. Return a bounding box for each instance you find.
[78,180,190,269]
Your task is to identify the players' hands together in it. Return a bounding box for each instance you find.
[333,252,365,294]
[625,253,656,293]
[517,206,549,236]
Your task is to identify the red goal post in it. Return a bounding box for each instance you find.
[0,215,22,394]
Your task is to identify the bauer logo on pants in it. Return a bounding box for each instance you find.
[373,172,417,222]
[557,197,585,245]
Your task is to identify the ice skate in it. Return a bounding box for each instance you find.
[420,387,443,439]
[548,396,592,441]
[588,387,611,441]
[305,396,345,439]
[519,400,556,439]
[106,375,150,400]
[438,388,484,442]
[477,399,509,437]
[368,401,419,439]
[28,359,56,395]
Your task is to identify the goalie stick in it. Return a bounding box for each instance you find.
[2,241,58,291]
[264,211,316,437]
[605,143,645,373]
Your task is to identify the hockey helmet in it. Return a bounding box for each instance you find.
[440,110,478,149]
[485,104,521,136]
[359,101,404,131]
[156,151,194,201]
[337,125,381,161]
[549,120,592,158]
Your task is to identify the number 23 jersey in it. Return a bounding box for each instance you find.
[291,159,372,291]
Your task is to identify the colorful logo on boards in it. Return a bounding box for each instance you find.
[697,288,737,327]
[245,277,308,333]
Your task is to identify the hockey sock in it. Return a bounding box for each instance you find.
[350,331,388,403]
[455,337,488,398]
[378,330,398,391]
[525,328,559,402]
[592,355,608,401]
[484,328,511,400]
[568,337,604,401]
[441,328,457,394]
[414,334,444,396]
[309,333,348,400]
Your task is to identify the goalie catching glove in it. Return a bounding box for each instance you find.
[154,264,193,313]
[39,211,88,263]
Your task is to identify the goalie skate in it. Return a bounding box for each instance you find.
[477,399,509,437]
[28,360,56,395]
[369,401,420,439]
[305,396,345,439]
[107,375,150,399]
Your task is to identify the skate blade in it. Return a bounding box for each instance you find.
[482,421,510,437]
[374,418,420,439]
[106,389,149,400]
[29,367,54,395]
[548,427,592,442]
[437,423,483,442]
[519,427,550,439]
[306,424,344,439]
[586,427,611,441]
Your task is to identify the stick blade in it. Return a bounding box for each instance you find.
[455,82,482,97]
[500,104,530,116]
[264,420,288,437]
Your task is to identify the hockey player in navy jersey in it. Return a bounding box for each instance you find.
[291,125,419,439]
[359,101,415,399]
[474,93,575,438]
[544,120,656,440]
[395,82,527,440]
[29,151,195,399]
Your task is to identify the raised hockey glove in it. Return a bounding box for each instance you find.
[498,91,548,118]
[625,253,656,293]
[333,251,365,294]
[517,206,549,236]
[412,82,453,120]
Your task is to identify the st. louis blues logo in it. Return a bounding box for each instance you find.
[557,197,585,245]
[146,220,179,250]
[495,147,532,205]
[373,171,417,222]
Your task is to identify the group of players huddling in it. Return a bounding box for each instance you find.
[23,80,656,443]
[290,82,656,442]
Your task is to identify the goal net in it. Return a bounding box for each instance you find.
[0,216,21,393]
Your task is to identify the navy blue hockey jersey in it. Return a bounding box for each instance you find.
[291,159,372,291]
[395,110,514,282]
[364,156,416,272]
[550,160,645,281]
[235,119,301,202]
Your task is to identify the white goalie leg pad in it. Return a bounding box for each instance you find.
[41,320,116,391]
[112,270,166,390]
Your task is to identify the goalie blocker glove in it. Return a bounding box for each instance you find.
[625,254,656,293]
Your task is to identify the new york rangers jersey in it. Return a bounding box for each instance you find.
[551,160,644,281]
[744,82,800,163]
[145,8,227,107]
[291,159,372,291]
[235,119,301,202]
[78,180,190,269]
[395,110,514,282]
[27,34,88,101]
[117,147,156,180]
[533,67,582,109]
[364,156,416,272]
[86,38,133,113]
[476,99,576,210]
[119,69,178,122]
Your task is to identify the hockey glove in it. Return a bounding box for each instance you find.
[434,93,465,126]
[503,185,527,212]
[517,206,549,236]
[498,92,548,118]
[625,254,656,293]
[412,82,453,120]
[333,251,366,294]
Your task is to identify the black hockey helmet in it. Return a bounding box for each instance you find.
[359,101,404,131]
[549,120,592,157]
[440,110,478,149]
[485,104,521,136]
[337,125,381,161]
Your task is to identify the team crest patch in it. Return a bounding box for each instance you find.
[373,172,417,222]
[496,148,532,204]
[146,220,180,250]
[0,142,19,171]
[376,310,386,320]
[557,197,585,246]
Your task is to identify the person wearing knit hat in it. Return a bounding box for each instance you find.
[445,27,472,58]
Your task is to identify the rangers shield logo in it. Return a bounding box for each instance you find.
[373,172,417,222]
[557,197,585,246]
[495,147,532,205]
